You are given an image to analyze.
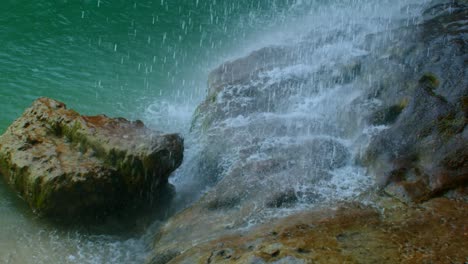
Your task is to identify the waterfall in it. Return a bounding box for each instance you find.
[0,0,447,263]
[153,0,433,222]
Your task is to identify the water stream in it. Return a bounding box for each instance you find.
[0,0,435,263]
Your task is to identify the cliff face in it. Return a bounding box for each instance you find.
[0,97,183,220]
[148,1,467,263]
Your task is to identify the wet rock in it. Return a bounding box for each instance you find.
[155,198,467,264]
[147,250,181,264]
[149,136,351,259]
[265,189,298,208]
[0,97,183,219]
[367,103,407,126]
[205,195,242,211]
[207,46,298,95]
[149,1,468,262]
[364,3,468,201]
[260,243,282,257]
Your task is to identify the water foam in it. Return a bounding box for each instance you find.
[154,0,435,231]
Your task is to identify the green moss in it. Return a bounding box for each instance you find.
[200,115,215,132]
[190,105,203,132]
[369,101,407,125]
[417,125,434,139]
[418,73,440,88]
[60,121,107,160]
[47,121,63,137]
[190,102,215,133]
[33,179,50,211]
[0,153,9,176]
[62,121,82,143]
[0,153,50,214]
[209,92,218,103]
[436,111,467,139]
[418,73,447,103]
[61,120,151,185]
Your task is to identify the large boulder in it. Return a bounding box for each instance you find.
[0,97,183,219]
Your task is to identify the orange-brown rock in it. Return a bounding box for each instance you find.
[149,197,467,264]
[0,97,183,219]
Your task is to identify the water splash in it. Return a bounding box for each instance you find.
[0,0,439,263]
[158,0,434,230]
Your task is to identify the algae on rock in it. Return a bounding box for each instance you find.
[0,97,184,220]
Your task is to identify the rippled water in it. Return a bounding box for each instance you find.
[0,0,435,263]
[0,0,307,263]
[0,0,296,133]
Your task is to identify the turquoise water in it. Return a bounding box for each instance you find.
[0,0,302,263]
[0,0,295,134]
[0,0,432,263]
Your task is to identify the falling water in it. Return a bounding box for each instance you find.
[0,0,437,263]
[163,0,433,223]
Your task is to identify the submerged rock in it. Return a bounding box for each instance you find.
[0,97,183,219]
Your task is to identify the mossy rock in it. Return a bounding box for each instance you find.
[418,73,449,102]
[436,111,467,139]
[368,102,406,126]
[418,73,440,89]
[0,97,184,220]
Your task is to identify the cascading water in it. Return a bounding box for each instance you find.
[148,0,443,258]
[161,0,433,223]
[0,0,442,263]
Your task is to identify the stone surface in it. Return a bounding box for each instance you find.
[149,197,468,264]
[0,97,183,219]
[149,1,468,263]
[363,2,468,203]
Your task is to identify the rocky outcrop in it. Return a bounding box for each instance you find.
[363,2,468,203]
[0,97,183,219]
[151,137,351,258]
[148,1,467,263]
[152,35,362,258]
[150,197,468,264]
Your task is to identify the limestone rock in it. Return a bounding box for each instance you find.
[0,97,183,219]
[149,1,467,262]
[150,198,468,264]
[363,3,468,202]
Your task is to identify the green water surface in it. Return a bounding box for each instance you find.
[0,0,294,134]
[0,1,300,263]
